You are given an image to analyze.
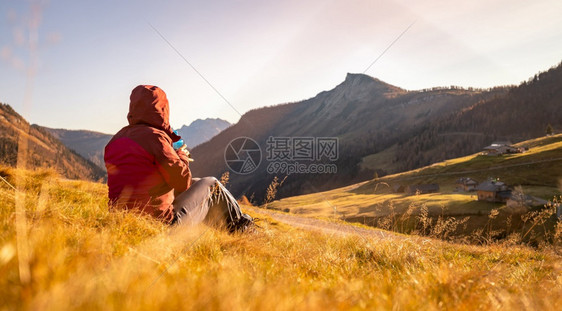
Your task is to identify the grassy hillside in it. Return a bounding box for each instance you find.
[393,61,562,172]
[267,134,562,240]
[0,103,105,181]
[42,127,112,172]
[1,165,562,310]
[363,134,562,196]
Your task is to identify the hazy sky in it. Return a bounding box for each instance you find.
[1,0,561,134]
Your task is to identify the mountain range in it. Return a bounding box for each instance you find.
[190,61,562,202]
[40,118,231,173]
[2,61,560,194]
[175,118,231,148]
[0,103,105,181]
[0,101,231,180]
[44,127,112,171]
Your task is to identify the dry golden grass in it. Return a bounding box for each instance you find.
[2,166,562,310]
[268,189,484,219]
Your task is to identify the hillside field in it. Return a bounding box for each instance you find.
[267,135,562,240]
[1,165,562,310]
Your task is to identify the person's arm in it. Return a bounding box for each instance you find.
[151,133,192,194]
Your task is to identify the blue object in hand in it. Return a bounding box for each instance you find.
[172,130,184,150]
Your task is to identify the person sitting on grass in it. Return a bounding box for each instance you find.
[104,85,253,232]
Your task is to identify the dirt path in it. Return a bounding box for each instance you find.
[247,206,410,241]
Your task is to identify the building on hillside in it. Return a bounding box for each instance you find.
[492,141,513,146]
[476,180,512,203]
[406,184,440,195]
[482,141,520,156]
[392,184,405,193]
[456,177,478,192]
[483,145,508,156]
[506,194,548,209]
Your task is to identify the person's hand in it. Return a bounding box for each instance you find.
[177,145,194,162]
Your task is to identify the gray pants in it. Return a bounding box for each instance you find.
[171,177,242,228]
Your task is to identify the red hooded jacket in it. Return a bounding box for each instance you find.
[104,85,192,223]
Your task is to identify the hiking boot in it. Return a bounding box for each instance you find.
[228,213,255,233]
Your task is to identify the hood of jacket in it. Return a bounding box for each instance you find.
[127,85,180,142]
